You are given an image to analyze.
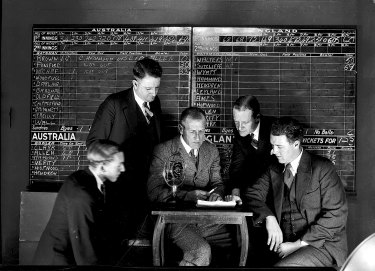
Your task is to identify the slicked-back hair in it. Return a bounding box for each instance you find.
[233,95,260,117]
[180,106,206,125]
[271,117,304,143]
[133,57,163,79]
[87,139,121,168]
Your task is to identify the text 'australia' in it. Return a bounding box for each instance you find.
[32,132,76,141]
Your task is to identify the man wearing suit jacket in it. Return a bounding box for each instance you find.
[147,107,224,266]
[228,95,275,203]
[86,57,163,239]
[33,140,125,265]
[226,95,275,266]
[245,117,348,268]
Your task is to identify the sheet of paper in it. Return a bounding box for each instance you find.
[196,200,236,208]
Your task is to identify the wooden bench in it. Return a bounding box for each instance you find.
[19,191,58,265]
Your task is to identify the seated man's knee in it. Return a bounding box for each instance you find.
[198,242,211,266]
[182,242,211,266]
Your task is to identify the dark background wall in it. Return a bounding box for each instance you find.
[1,0,374,264]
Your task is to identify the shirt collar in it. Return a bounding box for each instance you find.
[287,148,303,176]
[89,167,104,193]
[180,135,197,156]
[133,89,148,113]
[252,121,260,140]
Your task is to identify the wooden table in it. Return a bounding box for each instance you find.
[151,204,252,266]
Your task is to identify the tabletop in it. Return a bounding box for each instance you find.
[151,202,253,217]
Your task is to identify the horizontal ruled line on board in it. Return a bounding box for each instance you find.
[30,106,355,112]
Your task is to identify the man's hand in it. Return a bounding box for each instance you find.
[224,194,243,205]
[208,192,222,201]
[277,240,303,258]
[265,216,283,252]
[185,190,209,201]
[231,188,240,197]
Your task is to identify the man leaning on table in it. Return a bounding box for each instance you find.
[244,117,348,268]
[147,106,224,266]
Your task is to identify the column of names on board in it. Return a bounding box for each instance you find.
[30,26,191,183]
[192,27,356,192]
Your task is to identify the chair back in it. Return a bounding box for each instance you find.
[340,233,375,271]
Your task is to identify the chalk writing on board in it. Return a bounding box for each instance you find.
[192,27,356,192]
[30,26,356,193]
[30,26,192,184]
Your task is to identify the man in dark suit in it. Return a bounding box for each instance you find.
[33,140,125,265]
[244,117,348,268]
[228,95,274,203]
[86,57,163,239]
[147,107,225,266]
[226,95,275,266]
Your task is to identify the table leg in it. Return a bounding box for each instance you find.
[239,217,249,266]
[152,215,165,266]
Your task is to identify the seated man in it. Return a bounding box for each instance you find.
[147,107,224,266]
[33,140,125,265]
[244,117,348,268]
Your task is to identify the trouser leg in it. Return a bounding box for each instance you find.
[168,223,222,266]
[275,245,334,267]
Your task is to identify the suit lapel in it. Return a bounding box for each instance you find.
[85,168,104,201]
[196,142,209,172]
[174,137,196,170]
[271,164,284,222]
[271,151,312,222]
[257,117,270,153]
[150,98,161,141]
[295,151,312,208]
[121,88,138,134]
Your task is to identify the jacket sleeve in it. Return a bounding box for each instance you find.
[207,146,225,198]
[66,186,99,265]
[229,138,246,191]
[300,162,348,249]
[147,144,175,202]
[244,168,275,225]
[86,96,116,147]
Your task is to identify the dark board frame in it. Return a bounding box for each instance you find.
[29,25,356,193]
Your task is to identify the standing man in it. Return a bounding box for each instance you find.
[147,107,224,266]
[33,140,125,265]
[86,57,163,239]
[228,95,274,203]
[244,117,348,268]
[227,95,275,266]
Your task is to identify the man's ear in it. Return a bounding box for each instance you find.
[294,140,300,148]
[100,164,106,174]
[178,124,183,135]
[132,79,138,89]
[255,113,261,124]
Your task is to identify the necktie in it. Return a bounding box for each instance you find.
[100,183,106,203]
[143,102,153,124]
[250,133,258,149]
[189,149,198,167]
[283,163,294,189]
